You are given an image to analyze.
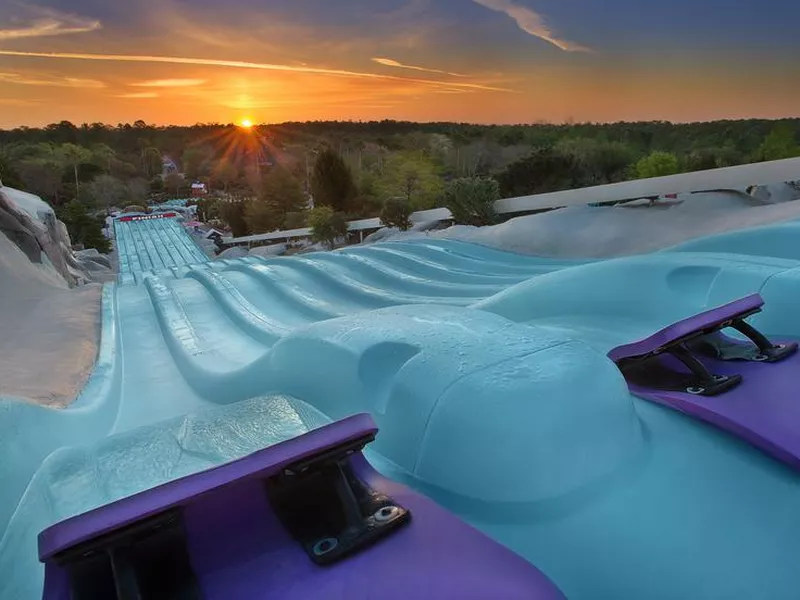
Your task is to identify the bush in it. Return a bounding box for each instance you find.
[443,177,499,226]
[283,211,307,229]
[380,197,412,230]
[634,151,680,179]
[58,201,111,253]
[219,201,250,238]
[308,206,348,248]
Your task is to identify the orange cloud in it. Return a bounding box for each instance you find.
[132,78,207,87]
[117,92,160,98]
[471,0,591,52]
[0,71,105,88]
[0,49,515,93]
[371,57,465,77]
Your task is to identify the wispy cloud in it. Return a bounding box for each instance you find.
[117,92,159,99]
[0,71,105,88]
[0,5,100,40]
[371,57,464,77]
[0,49,514,92]
[132,78,207,87]
[0,97,40,106]
[471,0,590,52]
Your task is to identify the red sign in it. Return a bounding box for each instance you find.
[118,212,178,222]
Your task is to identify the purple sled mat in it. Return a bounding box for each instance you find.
[608,293,800,470]
[39,413,565,600]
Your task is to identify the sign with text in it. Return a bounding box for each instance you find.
[118,212,178,222]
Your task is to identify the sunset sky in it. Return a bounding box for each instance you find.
[0,0,799,127]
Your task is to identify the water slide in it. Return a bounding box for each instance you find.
[5,213,800,598]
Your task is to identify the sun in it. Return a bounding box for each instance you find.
[239,119,253,129]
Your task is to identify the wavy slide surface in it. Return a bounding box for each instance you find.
[4,216,800,599]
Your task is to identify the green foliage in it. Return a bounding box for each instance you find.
[83,174,126,209]
[443,177,499,226]
[125,178,150,205]
[261,167,306,214]
[377,151,443,210]
[634,151,680,179]
[142,147,163,178]
[182,145,214,180]
[244,167,306,234]
[380,197,412,230]
[219,201,250,238]
[310,148,357,212]
[57,200,111,253]
[14,158,64,203]
[308,205,348,248]
[213,160,238,191]
[755,124,800,161]
[164,172,185,196]
[496,148,582,197]
[283,211,307,229]
[244,198,281,233]
[554,138,635,185]
[55,143,92,193]
[195,197,221,222]
[0,155,22,188]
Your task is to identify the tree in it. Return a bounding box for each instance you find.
[244,198,281,234]
[219,201,250,237]
[755,124,800,162]
[57,200,111,253]
[283,211,307,229]
[213,160,238,192]
[310,148,357,212]
[380,197,412,230]
[84,174,126,211]
[260,167,306,215]
[308,205,348,248]
[244,168,306,234]
[496,148,581,197]
[88,144,115,172]
[125,178,150,205]
[634,151,680,179]
[554,138,635,185]
[15,158,64,203]
[0,155,22,188]
[182,146,214,180]
[196,197,221,223]
[164,172,185,196]
[378,151,443,210]
[143,147,163,178]
[56,143,91,196]
[443,177,499,226]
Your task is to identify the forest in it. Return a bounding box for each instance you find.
[1,118,799,249]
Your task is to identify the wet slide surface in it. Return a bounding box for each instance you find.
[5,216,800,599]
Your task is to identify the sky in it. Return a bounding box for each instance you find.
[0,0,799,127]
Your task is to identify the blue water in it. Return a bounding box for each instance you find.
[4,217,800,598]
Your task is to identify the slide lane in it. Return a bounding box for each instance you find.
[12,217,800,599]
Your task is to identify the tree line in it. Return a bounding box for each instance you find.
[1,118,798,250]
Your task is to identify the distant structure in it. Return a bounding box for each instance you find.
[191,182,208,197]
[161,155,179,177]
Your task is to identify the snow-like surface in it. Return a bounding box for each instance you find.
[1,186,54,224]
[364,187,800,257]
[8,179,800,599]
[0,230,101,407]
[248,243,287,257]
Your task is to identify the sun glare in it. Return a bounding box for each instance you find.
[239,119,253,129]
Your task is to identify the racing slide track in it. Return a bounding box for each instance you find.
[5,214,800,598]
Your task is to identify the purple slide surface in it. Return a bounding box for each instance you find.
[609,294,800,471]
[39,414,565,600]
